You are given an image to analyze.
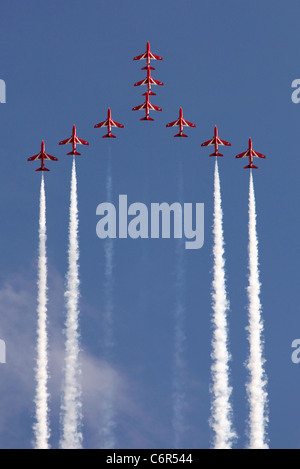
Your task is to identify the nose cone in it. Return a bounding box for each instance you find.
[147,41,150,50]
[249,137,252,147]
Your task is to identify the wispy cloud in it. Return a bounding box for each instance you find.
[0,268,171,449]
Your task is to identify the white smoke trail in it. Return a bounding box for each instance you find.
[210,159,235,449]
[172,157,187,448]
[100,149,116,449]
[34,174,50,449]
[60,158,83,449]
[246,171,268,449]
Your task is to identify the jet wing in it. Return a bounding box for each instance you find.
[201,138,215,147]
[151,53,163,61]
[132,102,147,111]
[59,137,73,145]
[148,103,162,111]
[45,152,58,161]
[182,119,196,128]
[133,52,163,61]
[133,52,147,61]
[252,150,266,159]
[94,119,109,128]
[134,76,164,87]
[235,150,250,159]
[28,152,41,161]
[166,118,180,127]
[218,137,231,146]
[150,77,164,86]
[75,136,89,145]
[110,120,125,128]
[133,102,161,112]
[134,78,147,87]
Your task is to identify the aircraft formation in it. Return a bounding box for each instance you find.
[27,41,267,171]
[132,41,164,121]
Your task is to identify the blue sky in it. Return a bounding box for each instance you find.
[0,0,299,449]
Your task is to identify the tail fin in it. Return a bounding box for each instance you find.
[140,116,154,121]
[67,150,81,156]
[209,151,223,157]
[103,133,116,138]
[36,167,49,172]
[244,164,258,169]
[143,91,156,96]
[141,66,155,70]
[175,133,188,138]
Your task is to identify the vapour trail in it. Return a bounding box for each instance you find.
[100,147,116,449]
[60,158,83,449]
[34,174,50,449]
[172,157,187,449]
[246,171,268,449]
[210,159,235,449]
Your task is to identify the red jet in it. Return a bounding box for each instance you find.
[28,141,58,172]
[236,138,266,169]
[132,92,162,121]
[134,65,164,96]
[133,41,163,68]
[166,108,196,137]
[94,108,125,138]
[201,126,231,156]
[59,125,89,155]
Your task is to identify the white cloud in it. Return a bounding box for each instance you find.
[0,268,169,448]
